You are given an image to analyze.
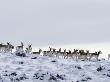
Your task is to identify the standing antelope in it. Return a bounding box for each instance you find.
[78,50,89,60]
[55,48,62,58]
[52,48,57,57]
[16,42,24,50]
[6,42,14,53]
[64,50,72,59]
[32,49,42,55]
[25,44,32,54]
[56,49,67,58]
[89,51,102,61]
[43,47,52,56]
[71,49,79,60]
[0,43,3,52]
[108,54,110,60]
[0,42,10,53]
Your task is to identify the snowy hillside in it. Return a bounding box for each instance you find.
[0,53,110,82]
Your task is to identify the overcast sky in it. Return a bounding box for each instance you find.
[0,0,110,46]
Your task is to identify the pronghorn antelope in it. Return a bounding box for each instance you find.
[78,50,89,60]
[89,51,102,61]
[108,54,110,60]
[52,48,57,57]
[52,48,67,58]
[16,42,24,50]
[71,49,79,60]
[25,48,29,53]
[6,42,14,53]
[55,48,62,57]
[25,44,32,54]
[43,47,52,56]
[64,50,72,59]
[56,49,67,58]
[61,49,67,55]
[32,49,42,55]
[0,43,3,52]
[0,42,11,52]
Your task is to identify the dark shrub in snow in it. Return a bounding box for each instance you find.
[97,65,105,72]
[56,74,65,80]
[33,71,66,82]
[31,57,37,59]
[51,60,57,63]
[81,77,92,81]
[19,61,24,64]
[75,66,82,69]
[15,49,26,57]
[49,74,57,81]
[10,74,28,82]
[10,72,17,76]
[107,74,110,77]
[16,52,26,57]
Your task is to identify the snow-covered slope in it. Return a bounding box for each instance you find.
[0,53,110,82]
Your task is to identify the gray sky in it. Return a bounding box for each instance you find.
[0,0,110,46]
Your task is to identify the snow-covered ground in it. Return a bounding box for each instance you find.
[0,53,110,82]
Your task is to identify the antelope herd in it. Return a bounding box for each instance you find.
[0,42,109,61]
